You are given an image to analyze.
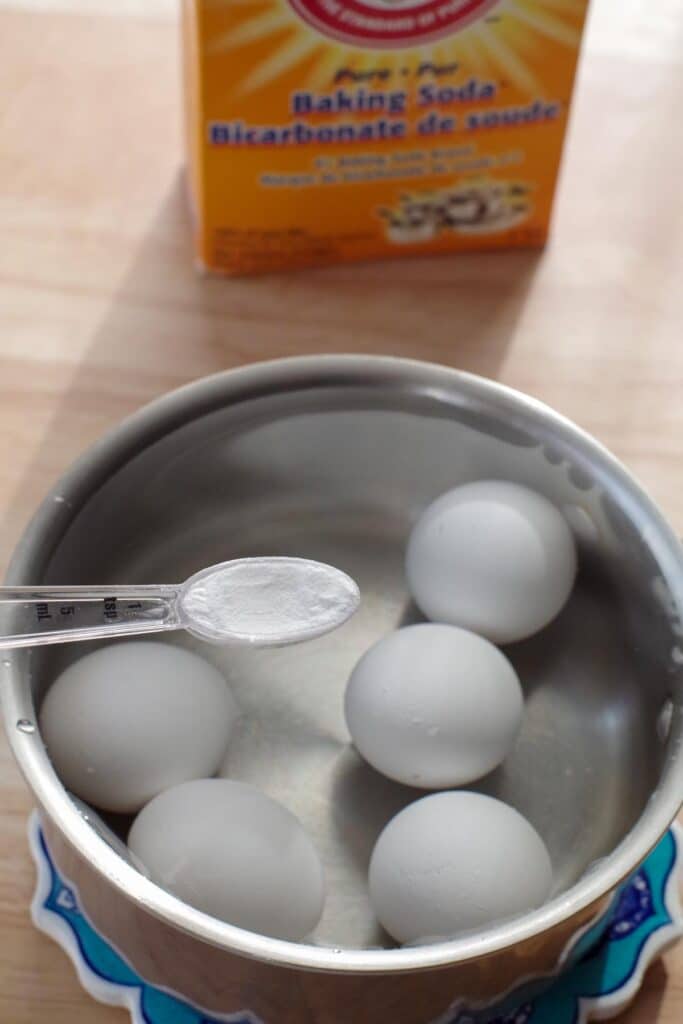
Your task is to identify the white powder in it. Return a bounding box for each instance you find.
[179,558,359,645]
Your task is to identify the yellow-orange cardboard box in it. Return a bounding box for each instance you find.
[182,0,589,275]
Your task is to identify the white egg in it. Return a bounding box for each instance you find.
[128,778,325,941]
[406,480,577,643]
[40,642,239,813]
[345,623,523,788]
[369,791,553,944]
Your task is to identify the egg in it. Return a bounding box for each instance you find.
[128,778,325,941]
[406,480,577,643]
[40,641,239,813]
[344,623,523,788]
[368,791,553,944]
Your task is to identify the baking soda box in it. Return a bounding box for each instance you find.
[182,0,590,274]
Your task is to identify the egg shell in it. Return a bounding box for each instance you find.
[345,623,523,788]
[40,641,239,813]
[406,480,577,643]
[128,778,325,942]
[369,791,553,944]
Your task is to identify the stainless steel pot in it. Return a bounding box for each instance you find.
[3,356,683,1024]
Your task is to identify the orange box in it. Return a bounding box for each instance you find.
[182,0,590,275]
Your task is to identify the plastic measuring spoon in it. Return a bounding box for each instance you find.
[0,557,360,650]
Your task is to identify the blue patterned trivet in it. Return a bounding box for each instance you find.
[29,812,683,1024]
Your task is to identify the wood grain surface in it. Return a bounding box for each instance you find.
[1,1,682,1021]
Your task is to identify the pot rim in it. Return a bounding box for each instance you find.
[3,354,682,974]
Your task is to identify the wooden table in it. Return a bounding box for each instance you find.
[1,1,682,1020]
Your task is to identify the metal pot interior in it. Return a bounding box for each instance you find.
[16,363,683,952]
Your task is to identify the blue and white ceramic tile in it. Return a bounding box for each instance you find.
[29,813,683,1024]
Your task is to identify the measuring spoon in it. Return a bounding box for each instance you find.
[0,557,360,650]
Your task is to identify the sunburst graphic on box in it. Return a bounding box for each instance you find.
[202,0,585,97]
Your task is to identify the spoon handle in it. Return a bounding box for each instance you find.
[0,585,181,650]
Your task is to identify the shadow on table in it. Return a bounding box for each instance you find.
[2,168,543,570]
